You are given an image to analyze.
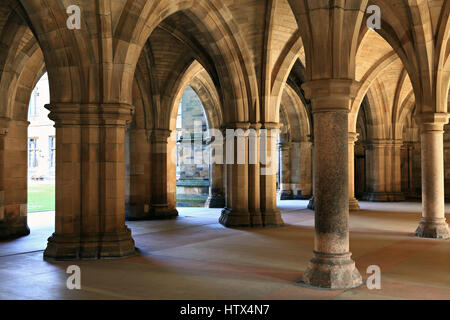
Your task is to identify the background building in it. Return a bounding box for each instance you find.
[27,73,54,181]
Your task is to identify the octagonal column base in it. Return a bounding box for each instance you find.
[262,209,284,227]
[0,216,30,240]
[294,192,311,200]
[205,195,225,208]
[148,205,178,220]
[415,219,450,239]
[307,197,315,210]
[219,208,251,228]
[279,190,294,200]
[302,252,363,289]
[125,204,152,221]
[349,198,360,211]
[44,228,137,261]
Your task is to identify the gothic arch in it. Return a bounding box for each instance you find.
[368,0,450,113]
[167,60,223,132]
[280,83,311,142]
[114,0,259,122]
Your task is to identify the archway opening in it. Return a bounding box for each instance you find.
[175,86,210,207]
[27,72,55,227]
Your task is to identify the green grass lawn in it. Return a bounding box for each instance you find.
[28,183,55,213]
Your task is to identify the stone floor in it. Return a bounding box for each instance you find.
[0,201,450,300]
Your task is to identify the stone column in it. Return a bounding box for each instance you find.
[415,114,450,239]
[401,142,411,195]
[278,141,294,200]
[149,129,178,219]
[364,140,385,200]
[248,123,263,226]
[412,140,422,198]
[205,162,225,208]
[301,80,362,289]
[390,140,404,200]
[205,132,225,208]
[220,123,251,227]
[44,104,136,260]
[348,132,360,211]
[290,141,302,198]
[297,139,313,199]
[260,123,283,226]
[408,143,414,195]
[0,124,7,234]
[126,128,152,220]
[307,138,316,210]
[0,119,30,240]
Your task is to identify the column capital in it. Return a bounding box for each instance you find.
[0,117,10,133]
[392,139,404,147]
[151,128,172,143]
[221,122,251,131]
[415,112,449,132]
[220,122,270,137]
[45,103,134,126]
[250,123,262,130]
[144,129,153,143]
[298,140,313,148]
[401,141,415,150]
[278,141,292,150]
[348,132,359,144]
[302,79,359,113]
[261,122,281,130]
[296,134,313,144]
[365,138,402,148]
[402,140,415,146]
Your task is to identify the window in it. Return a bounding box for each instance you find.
[28,138,38,168]
[48,136,56,168]
[28,89,39,118]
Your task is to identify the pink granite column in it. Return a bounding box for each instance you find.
[301,80,362,289]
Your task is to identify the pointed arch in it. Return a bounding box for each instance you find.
[114,0,258,123]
